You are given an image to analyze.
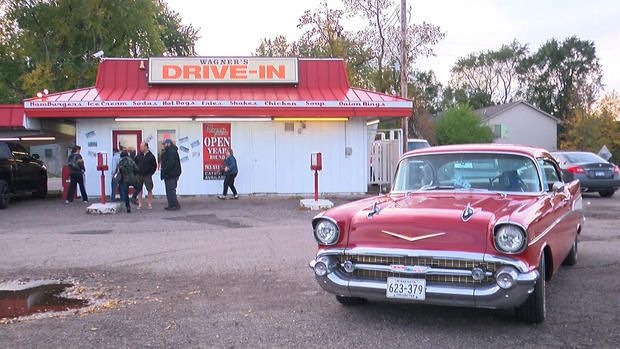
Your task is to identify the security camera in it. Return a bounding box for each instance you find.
[92,50,104,58]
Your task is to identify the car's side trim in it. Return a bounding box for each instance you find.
[528,210,574,246]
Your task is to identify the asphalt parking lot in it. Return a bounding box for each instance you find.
[0,189,619,348]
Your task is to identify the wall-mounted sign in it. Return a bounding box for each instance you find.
[203,123,231,180]
[149,57,298,84]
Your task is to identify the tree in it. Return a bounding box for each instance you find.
[562,91,620,161]
[440,86,491,111]
[435,104,494,145]
[254,1,375,89]
[343,0,444,94]
[520,36,603,119]
[0,0,199,104]
[450,40,528,106]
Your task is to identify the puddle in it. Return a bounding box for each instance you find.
[68,229,113,235]
[166,214,250,228]
[0,282,89,320]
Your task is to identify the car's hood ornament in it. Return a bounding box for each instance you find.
[462,203,475,222]
[381,230,446,242]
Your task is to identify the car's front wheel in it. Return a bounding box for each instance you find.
[0,179,9,209]
[515,254,546,324]
[335,295,367,306]
[33,174,47,198]
[599,190,615,198]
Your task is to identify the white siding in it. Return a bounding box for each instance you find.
[75,119,368,196]
[487,103,558,151]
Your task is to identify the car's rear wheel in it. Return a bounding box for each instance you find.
[33,174,47,198]
[515,254,546,324]
[0,179,9,209]
[335,295,367,306]
[563,236,578,266]
[599,190,615,198]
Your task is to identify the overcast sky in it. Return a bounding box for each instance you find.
[167,0,620,94]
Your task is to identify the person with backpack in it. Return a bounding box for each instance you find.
[109,148,121,201]
[218,148,238,200]
[117,150,139,213]
[66,145,88,204]
[160,139,181,210]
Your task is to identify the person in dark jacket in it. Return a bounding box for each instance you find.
[117,150,139,213]
[160,139,181,210]
[131,142,157,210]
[66,145,88,204]
[218,148,238,200]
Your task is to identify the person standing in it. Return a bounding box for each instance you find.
[132,142,157,210]
[117,150,139,213]
[160,139,181,210]
[218,148,238,200]
[109,148,120,201]
[66,145,88,204]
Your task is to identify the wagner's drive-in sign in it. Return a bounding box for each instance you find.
[149,57,298,84]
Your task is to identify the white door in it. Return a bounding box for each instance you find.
[250,128,276,193]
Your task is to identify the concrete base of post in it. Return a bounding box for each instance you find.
[86,202,123,215]
[300,198,334,211]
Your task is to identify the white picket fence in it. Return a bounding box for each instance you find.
[368,128,403,187]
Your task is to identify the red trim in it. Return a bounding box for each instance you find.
[0,105,25,127]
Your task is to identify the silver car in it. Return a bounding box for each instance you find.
[552,151,620,197]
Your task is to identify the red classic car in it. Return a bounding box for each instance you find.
[310,144,584,323]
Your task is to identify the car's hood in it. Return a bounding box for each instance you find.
[345,193,537,253]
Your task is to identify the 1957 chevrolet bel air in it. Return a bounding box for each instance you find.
[309,144,584,323]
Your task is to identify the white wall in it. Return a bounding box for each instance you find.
[488,103,558,150]
[75,118,368,196]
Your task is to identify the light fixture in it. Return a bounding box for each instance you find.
[194,117,270,122]
[273,118,348,122]
[0,137,20,141]
[43,89,49,95]
[366,119,380,126]
[36,92,43,98]
[20,136,56,141]
[114,117,193,122]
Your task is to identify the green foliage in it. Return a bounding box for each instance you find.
[450,39,528,106]
[435,104,494,145]
[0,0,199,104]
[440,86,492,111]
[520,36,603,119]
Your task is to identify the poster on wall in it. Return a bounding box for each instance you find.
[202,123,231,180]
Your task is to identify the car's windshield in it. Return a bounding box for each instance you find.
[559,152,606,164]
[393,153,542,193]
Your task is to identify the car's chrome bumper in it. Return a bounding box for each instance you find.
[309,255,539,309]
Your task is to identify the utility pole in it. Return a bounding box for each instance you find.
[400,0,408,153]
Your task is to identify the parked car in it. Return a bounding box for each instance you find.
[406,138,430,151]
[310,144,584,324]
[551,151,620,197]
[0,142,48,209]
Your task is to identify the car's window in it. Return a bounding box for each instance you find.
[0,143,12,160]
[562,152,606,164]
[407,140,430,151]
[539,160,561,191]
[393,153,542,193]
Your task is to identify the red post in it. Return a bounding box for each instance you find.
[314,170,319,201]
[100,170,106,204]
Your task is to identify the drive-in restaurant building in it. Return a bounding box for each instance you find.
[21,57,412,196]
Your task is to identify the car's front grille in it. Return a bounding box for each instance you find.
[338,255,499,285]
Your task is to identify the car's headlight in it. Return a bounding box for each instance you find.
[494,224,527,254]
[313,218,340,245]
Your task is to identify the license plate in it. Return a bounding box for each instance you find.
[595,171,605,177]
[386,277,426,300]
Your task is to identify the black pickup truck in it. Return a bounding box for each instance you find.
[0,142,48,209]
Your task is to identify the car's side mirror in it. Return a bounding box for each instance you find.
[32,154,40,160]
[552,181,565,193]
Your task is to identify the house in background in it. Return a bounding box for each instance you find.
[476,101,559,151]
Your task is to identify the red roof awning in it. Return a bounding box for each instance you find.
[0,105,25,127]
[23,59,412,118]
